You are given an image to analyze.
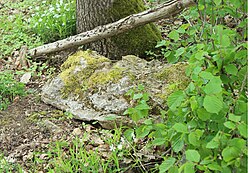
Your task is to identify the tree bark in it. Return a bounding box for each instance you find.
[28,0,195,58]
[76,0,162,59]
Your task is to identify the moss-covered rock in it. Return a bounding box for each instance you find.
[41,51,189,129]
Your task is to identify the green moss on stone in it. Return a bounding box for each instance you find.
[107,0,162,57]
[155,63,190,99]
[60,51,124,98]
[88,66,124,88]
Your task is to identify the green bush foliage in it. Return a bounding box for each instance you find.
[125,0,248,172]
[0,72,26,110]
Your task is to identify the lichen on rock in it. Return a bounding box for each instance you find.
[41,50,189,129]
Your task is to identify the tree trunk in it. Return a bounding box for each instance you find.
[76,0,162,59]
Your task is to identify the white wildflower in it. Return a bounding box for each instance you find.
[38,18,42,22]
[117,144,123,150]
[109,144,115,151]
[49,7,55,12]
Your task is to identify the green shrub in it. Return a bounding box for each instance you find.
[0,71,26,110]
[125,0,247,172]
[29,0,76,43]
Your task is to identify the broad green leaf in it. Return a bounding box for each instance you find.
[167,91,185,111]
[172,136,184,152]
[175,47,185,57]
[190,96,198,111]
[168,30,179,42]
[197,108,212,121]
[204,77,222,94]
[152,138,166,146]
[135,103,150,110]
[228,138,246,150]
[224,121,236,129]
[195,50,206,60]
[124,129,134,141]
[133,93,143,100]
[207,162,222,171]
[135,125,152,139]
[203,95,223,114]
[188,132,200,146]
[206,139,219,149]
[220,34,231,47]
[228,113,241,122]
[156,40,167,48]
[199,71,214,80]
[222,146,240,162]
[159,157,176,173]
[184,162,195,173]
[224,64,238,75]
[238,123,247,138]
[231,0,242,8]
[214,0,221,5]
[173,123,188,133]
[186,150,200,162]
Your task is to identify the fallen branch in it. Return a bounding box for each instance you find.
[28,0,195,57]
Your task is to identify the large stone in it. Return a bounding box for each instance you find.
[41,50,189,129]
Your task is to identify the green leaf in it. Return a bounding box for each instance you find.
[159,158,176,173]
[190,96,198,111]
[224,64,238,75]
[152,138,166,146]
[222,146,240,162]
[168,30,179,42]
[203,95,223,114]
[135,125,152,139]
[188,132,199,146]
[133,93,143,100]
[220,35,231,47]
[188,130,203,146]
[173,123,188,133]
[184,162,195,173]
[214,0,221,5]
[228,113,241,122]
[224,121,236,129]
[199,71,214,80]
[186,150,201,162]
[156,40,167,48]
[175,47,185,57]
[204,77,222,95]
[194,50,206,60]
[207,162,222,171]
[197,108,212,121]
[172,135,184,152]
[124,129,134,141]
[135,103,150,110]
[167,91,185,111]
[228,138,246,150]
[206,140,219,149]
[238,123,247,138]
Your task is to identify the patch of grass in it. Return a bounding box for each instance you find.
[0,0,76,59]
[0,0,43,58]
[29,0,76,43]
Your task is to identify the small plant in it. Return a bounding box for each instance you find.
[0,71,26,110]
[29,0,76,43]
[123,84,151,122]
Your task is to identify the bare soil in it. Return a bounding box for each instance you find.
[0,91,84,170]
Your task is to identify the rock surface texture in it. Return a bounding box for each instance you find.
[41,50,189,129]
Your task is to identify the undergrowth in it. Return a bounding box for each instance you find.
[0,0,247,172]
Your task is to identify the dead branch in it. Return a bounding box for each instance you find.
[28,0,195,57]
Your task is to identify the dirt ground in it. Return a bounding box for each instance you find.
[0,89,85,170]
